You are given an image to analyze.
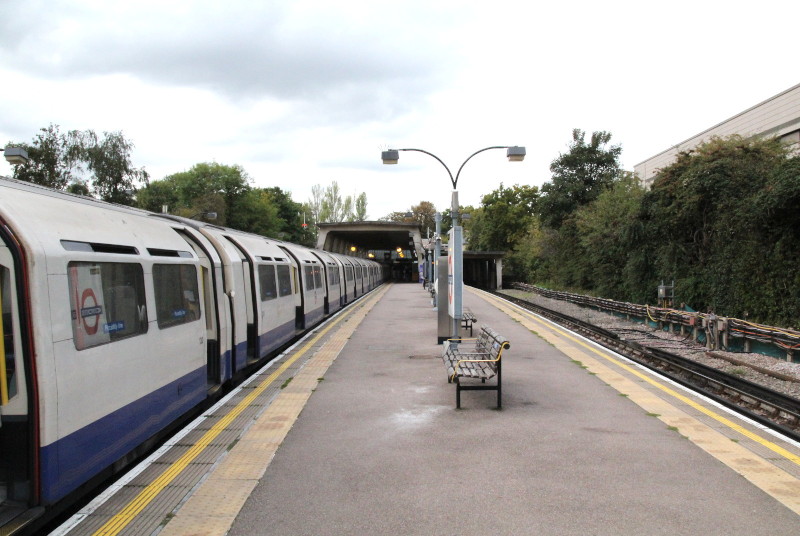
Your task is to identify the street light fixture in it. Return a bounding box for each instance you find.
[380,145,526,341]
[2,146,29,166]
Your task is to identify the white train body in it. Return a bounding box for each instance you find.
[0,178,383,510]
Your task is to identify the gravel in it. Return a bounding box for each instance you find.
[500,289,800,399]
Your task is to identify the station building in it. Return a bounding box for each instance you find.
[315,221,504,289]
[635,82,800,188]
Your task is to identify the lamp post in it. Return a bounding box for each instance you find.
[381,145,526,341]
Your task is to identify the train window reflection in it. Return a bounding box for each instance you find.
[153,264,200,329]
[258,265,277,301]
[277,265,292,297]
[313,266,322,289]
[68,262,148,350]
[304,266,315,291]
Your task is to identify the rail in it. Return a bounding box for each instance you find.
[494,290,800,441]
[510,283,800,362]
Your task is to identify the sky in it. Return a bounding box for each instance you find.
[1,0,798,220]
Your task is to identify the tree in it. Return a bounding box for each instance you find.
[382,201,438,234]
[539,129,622,229]
[468,184,539,251]
[574,171,644,298]
[9,124,148,204]
[354,193,368,221]
[309,181,368,223]
[136,178,181,214]
[84,130,149,205]
[229,188,281,237]
[262,186,314,246]
[10,124,86,190]
[623,135,796,321]
[159,162,251,225]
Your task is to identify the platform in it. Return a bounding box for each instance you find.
[57,283,800,535]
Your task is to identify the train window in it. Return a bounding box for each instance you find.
[1,266,17,402]
[304,266,315,291]
[346,266,353,281]
[258,265,278,301]
[153,264,200,329]
[313,266,323,289]
[68,262,148,350]
[277,265,293,297]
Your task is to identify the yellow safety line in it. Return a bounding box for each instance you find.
[476,289,800,467]
[92,286,390,536]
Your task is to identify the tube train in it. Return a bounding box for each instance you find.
[0,177,384,522]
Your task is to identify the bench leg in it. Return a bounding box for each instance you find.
[497,363,502,409]
[456,380,461,409]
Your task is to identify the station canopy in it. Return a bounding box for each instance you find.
[316,221,424,258]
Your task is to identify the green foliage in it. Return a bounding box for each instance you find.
[525,134,798,326]
[625,136,797,323]
[9,124,83,190]
[539,129,622,229]
[229,188,281,237]
[83,130,149,205]
[469,129,798,326]
[382,201,438,234]
[136,162,295,239]
[469,183,538,252]
[574,172,644,298]
[308,181,368,223]
[505,217,545,282]
[9,124,148,204]
[263,187,314,246]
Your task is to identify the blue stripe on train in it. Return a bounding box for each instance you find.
[39,367,206,504]
[259,318,296,358]
[305,306,325,328]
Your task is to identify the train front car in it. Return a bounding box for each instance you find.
[0,179,210,517]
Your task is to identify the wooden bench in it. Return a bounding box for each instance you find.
[461,308,477,336]
[441,326,510,409]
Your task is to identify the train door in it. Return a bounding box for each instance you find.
[176,230,223,388]
[225,238,257,365]
[0,241,33,506]
[278,246,305,330]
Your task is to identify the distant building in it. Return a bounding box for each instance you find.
[635,83,800,188]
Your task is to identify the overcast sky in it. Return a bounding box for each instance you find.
[1,1,798,219]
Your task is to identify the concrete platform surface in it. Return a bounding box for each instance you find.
[226,283,800,535]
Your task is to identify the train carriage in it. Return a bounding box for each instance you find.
[0,176,385,529]
[0,180,209,505]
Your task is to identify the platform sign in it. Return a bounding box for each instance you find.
[448,226,462,320]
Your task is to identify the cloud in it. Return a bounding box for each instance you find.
[0,1,456,117]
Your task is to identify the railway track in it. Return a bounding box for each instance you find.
[491,290,800,442]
